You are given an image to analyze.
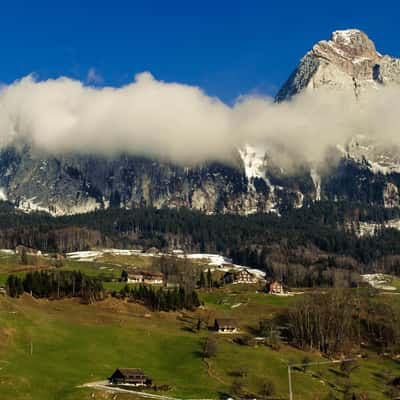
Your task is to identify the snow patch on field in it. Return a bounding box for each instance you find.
[0,249,15,254]
[186,253,265,280]
[67,251,104,262]
[186,253,232,265]
[361,274,397,291]
[65,249,266,280]
[67,249,147,261]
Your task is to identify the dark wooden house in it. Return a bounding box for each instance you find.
[109,368,152,386]
[214,318,239,334]
[223,269,258,285]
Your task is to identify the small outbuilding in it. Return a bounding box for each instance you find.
[215,318,239,334]
[109,368,152,386]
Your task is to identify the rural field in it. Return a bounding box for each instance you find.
[0,251,400,399]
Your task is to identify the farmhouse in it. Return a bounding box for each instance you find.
[109,368,152,386]
[127,270,164,285]
[127,271,144,284]
[269,281,284,294]
[215,318,239,334]
[223,269,258,284]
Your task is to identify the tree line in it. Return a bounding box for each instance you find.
[288,289,400,355]
[3,200,400,277]
[6,270,105,303]
[117,284,200,311]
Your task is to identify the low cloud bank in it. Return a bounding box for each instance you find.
[0,72,399,166]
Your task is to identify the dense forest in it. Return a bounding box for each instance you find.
[6,270,105,303]
[118,284,200,311]
[2,200,400,276]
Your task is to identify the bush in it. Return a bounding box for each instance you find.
[203,336,218,358]
[258,378,276,397]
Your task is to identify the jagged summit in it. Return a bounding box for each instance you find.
[275,29,400,101]
[1,29,400,217]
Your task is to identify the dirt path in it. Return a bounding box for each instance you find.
[80,381,214,400]
[203,359,229,387]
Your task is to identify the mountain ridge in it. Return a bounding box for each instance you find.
[1,29,400,216]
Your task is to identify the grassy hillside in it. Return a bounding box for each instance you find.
[1,252,400,399]
[0,290,399,400]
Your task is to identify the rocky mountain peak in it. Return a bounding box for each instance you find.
[330,29,377,57]
[275,28,400,101]
[312,29,380,80]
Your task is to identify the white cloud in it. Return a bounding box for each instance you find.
[0,72,399,167]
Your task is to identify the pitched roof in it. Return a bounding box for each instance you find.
[215,318,237,328]
[117,368,145,377]
[237,269,253,275]
[270,281,282,286]
[128,270,163,278]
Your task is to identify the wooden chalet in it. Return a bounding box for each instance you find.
[214,318,239,334]
[223,269,258,285]
[109,368,152,386]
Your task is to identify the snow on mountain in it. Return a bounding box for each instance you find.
[0,187,7,201]
[347,218,400,238]
[310,168,321,201]
[238,145,268,187]
[276,29,400,101]
[2,29,400,216]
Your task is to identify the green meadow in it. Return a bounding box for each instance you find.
[0,252,400,399]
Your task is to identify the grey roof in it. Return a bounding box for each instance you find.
[215,318,238,328]
[116,368,146,377]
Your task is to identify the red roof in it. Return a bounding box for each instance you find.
[270,281,282,287]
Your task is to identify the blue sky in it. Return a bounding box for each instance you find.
[1,0,399,102]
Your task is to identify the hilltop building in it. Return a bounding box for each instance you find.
[109,368,152,386]
[214,318,239,334]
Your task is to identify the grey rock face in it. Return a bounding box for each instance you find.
[0,144,312,215]
[2,29,400,215]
